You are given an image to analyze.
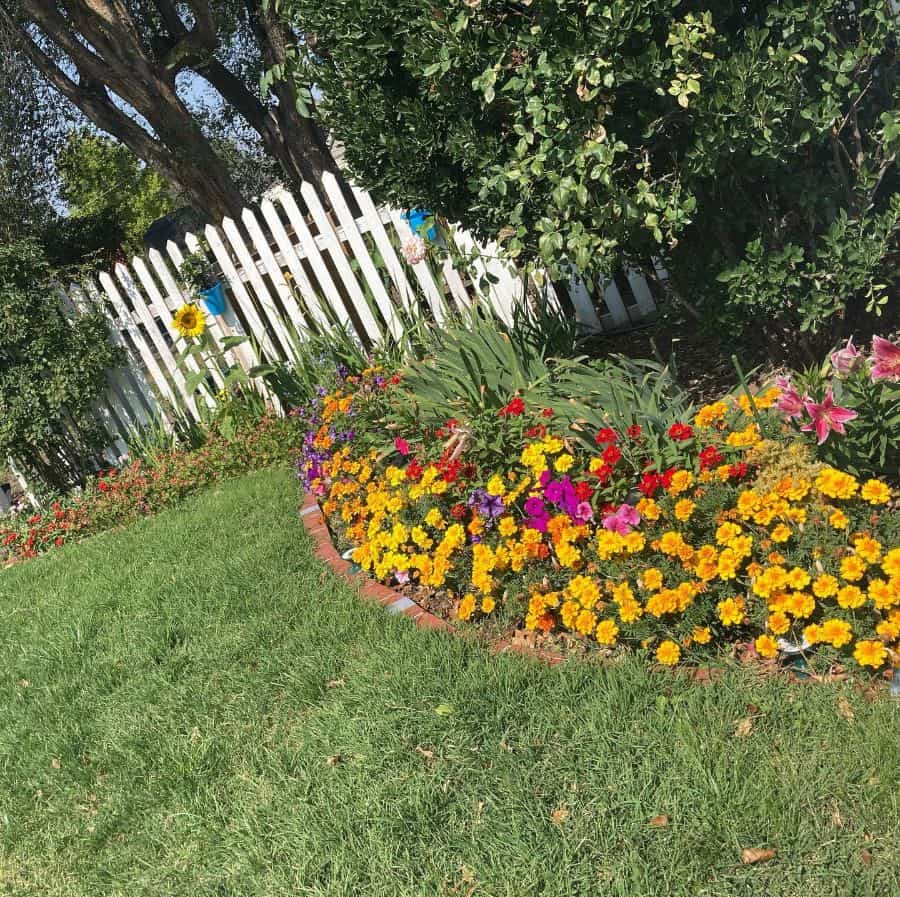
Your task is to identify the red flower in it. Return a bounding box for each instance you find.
[626,424,643,440]
[698,445,724,470]
[536,612,555,633]
[460,463,477,480]
[638,472,661,496]
[660,468,676,489]
[667,422,694,441]
[449,503,467,520]
[728,462,749,480]
[2,532,18,546]
[525,424,547,438]
[601,444,622,466]
[54,537,64,548]
[499,397,525,417]
[541,407,554,418]
[98,481,111,493]
[572,482,593,503]
[405,460,423,481]
[594,427,618,445]
[390,373,402,385]
[27,514,41,525]
[394,437,410,456]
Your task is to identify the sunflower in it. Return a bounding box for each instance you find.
[171,303,206,339]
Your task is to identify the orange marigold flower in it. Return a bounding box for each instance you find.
[656,640,681,665]
[755,634,779,659]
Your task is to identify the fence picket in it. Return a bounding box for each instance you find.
[387,207,448,323]
[202,224,282,363]
[275,190,355,333]
[97,271,183,415]
[350,186,418,315]
[299,180,382,343]
[258,197,332,332]
[321,174,403,341]
[601,279,631,330]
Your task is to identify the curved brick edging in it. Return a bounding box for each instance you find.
[299,492,451,633]
[299,492,562,661]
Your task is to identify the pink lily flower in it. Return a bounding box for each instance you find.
[870,335,900,382]
[774,377,807,419]
[602,503,641,536]
[801,389,858,444]
[830,337,861,376]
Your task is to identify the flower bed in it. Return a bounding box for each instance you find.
[298,359,899,676]
[1,415,297,566]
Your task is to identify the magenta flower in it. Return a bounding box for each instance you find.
[870,335,900,382]
[775,377,807,419]
[830,337,861,376]
[801,389,858,444]
[394,437,410,456]
[574,501,594,523]
[602,503,641,536]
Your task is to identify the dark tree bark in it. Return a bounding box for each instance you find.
[0,0,344,221]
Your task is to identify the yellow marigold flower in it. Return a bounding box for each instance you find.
[692,626,712,645]
[853,536,882,564]
[171,302,206,338]
[819,618,853,648]
[804,623,822,645]
[883,548,900,579]
[876,620,900,641]
[596,530,625,560]
[542,436,564,455]
[694,401,728,427]
[565,574,601,608]
[786,568,811,590]
[746,562,763,579]
[659,531,685,556]
[812,574,839,598]
[767,611,791,635]
[636,497,662,521]
[612,581,636,604]
[497,516,517,538]
[481,596,496,614]
[837,584,866,609]
[674,499,696,522]
[716,548,740,580]
[623,531,646,554]
[829,509,850,530]
[554,453,575,473]
[595,619,619,645]
[725,422,761,448]
[656,640,681,665]
[786,592,815,619]
[575,608,598,635]
[715,522,742,545]
[868,578,898,610]
[755,634,779,659]
[717,596,746,626]
[385,466,406,487]
[770,524,792,543]
[667,470,693,496]
[486,475,507,496]
[860,479,891,505]
[853,639,887,669]
[425,508,446,529]
[458,594,476,621]
[642,568,664,591]
[840,555,867,582]
[815,467,859,500]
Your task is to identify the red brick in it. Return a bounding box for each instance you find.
[416,613,450,632]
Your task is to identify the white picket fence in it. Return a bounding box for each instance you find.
[7,173,660,504]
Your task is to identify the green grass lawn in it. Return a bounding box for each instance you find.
[0,469,897,896]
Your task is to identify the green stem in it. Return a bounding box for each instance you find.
[731,354,764,431]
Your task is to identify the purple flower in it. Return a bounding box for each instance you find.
[524,512,550,532]
[469,488,504,519]
[524,496,546,516]
[539,469,553,487]
[544,480,564,503]
[602,503,641,535]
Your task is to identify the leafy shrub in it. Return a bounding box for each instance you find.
[0,239,122,492]
[277,0,899,355]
